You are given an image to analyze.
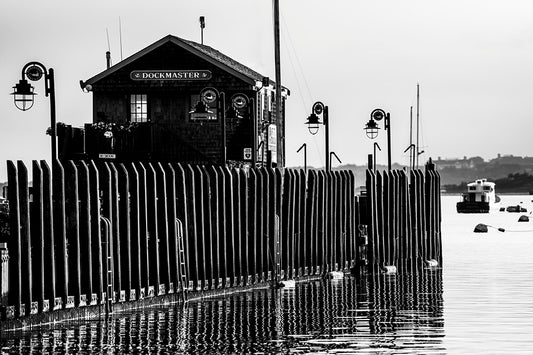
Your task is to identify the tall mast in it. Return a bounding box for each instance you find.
[410,105,413,171]
[416,83,420,168]
[273,0,283,167]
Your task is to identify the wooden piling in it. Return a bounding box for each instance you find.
[88,161,102,301]
[7,161,21,314]
[31,161,45,311]
[146,163,160,294]
[164,163,178,293]
[127,163,142,298]
[155,163,170,294]
[53,160,68,307]
[239,169,249,285]
[77,161,93,300]
[65,161,81,305]
[118,164,132,298]
[41,161,56,306]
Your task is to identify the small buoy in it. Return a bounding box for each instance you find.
[280,280,295,288]
[328,271,344,280]
[499,207,505,212]
[518,215,529,222]
[474,223,488,233]
[426,259,439,267]
[383,265,397,274]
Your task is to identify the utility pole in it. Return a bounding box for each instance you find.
[273,0,283,167]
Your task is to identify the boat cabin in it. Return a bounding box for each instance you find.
[457,178,498,213]
[463,179,496,203]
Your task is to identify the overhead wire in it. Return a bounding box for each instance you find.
[280,11,324,167]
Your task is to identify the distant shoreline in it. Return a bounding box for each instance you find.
[442,192,532,196]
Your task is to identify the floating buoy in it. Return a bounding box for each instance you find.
[382,265,397,274]
[518,215,529,222]
[280,280,296,288]
[426,259,439,267]
[474,223,505,233]
[328,271,344,280]
[499,207,505,212]
[474,223,488,233]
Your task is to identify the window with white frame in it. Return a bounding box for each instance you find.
[130,94,148,122]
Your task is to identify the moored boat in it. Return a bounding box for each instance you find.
[457,179,500,213]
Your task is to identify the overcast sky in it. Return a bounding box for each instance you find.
[1,0,532,181]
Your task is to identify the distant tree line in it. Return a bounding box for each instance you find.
[444,172,533,193]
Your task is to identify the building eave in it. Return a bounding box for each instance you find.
[85,35,266,87]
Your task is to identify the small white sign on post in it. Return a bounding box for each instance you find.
[268,124,277,164]
[243,147,252,161]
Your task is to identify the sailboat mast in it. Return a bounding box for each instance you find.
[416,83,420,169]
[273,0,283,167]
[410,105,413,171]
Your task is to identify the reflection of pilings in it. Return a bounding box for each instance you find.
[367,268,444,335]
[2,272,444,353]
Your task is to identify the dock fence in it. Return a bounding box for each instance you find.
[0,159,441,322]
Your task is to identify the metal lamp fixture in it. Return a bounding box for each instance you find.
[365,108,392,171]
[11,61,57,161]
[364,118,380,139]
[11,79,36,111]
[190,88,256,165]
[304,101,330,171]
[305,112,321,135]
[189,100,212,115]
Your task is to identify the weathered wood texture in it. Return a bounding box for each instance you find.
[3,160,441,319]
[364,162,442,272]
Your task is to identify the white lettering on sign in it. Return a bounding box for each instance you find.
[130,70,212,81]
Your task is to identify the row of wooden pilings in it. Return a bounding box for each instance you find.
[365,163,442,272]
[0,159,441,324]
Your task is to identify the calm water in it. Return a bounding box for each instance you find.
[2,195,533,354]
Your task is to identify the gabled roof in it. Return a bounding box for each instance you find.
[85,34,271,87]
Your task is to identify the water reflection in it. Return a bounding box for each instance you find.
[1,270,443,354]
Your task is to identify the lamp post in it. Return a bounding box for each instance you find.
[305,101,330,171]
[364,108,391,171]
[11,62,56,162]
[296,143,307,173]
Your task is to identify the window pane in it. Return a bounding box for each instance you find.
[130,94,148,122]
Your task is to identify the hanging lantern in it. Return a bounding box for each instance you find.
[364,118,380,139]
[11,79,36,111]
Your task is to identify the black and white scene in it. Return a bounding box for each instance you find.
[1,1,533,353]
